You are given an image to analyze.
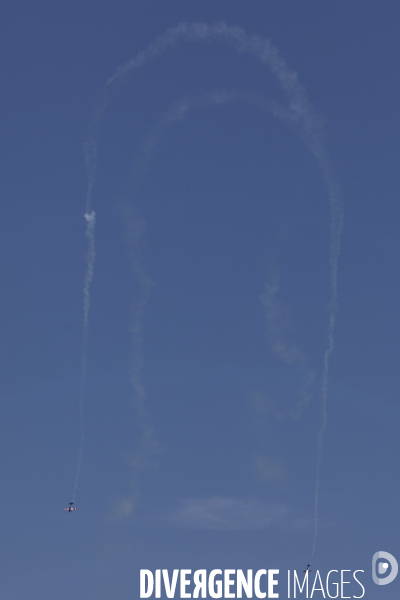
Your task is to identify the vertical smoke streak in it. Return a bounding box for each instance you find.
[311,163,343,558]
[72,210,96,500]
[83,23,343,540]
[121,204,158,472]
[83,211,97,341]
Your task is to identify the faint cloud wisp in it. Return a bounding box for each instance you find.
[253,454,286,485]
[168,497,291,530]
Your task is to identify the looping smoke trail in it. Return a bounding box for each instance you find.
[84,21,323,194]
[128,87,342,548]
[128,88,290,185]
[72,210,96,501]
[83,22,343,542]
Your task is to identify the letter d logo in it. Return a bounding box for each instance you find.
[372,552,398,585]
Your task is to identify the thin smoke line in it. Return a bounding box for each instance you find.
[83,23,343,544]
[72,210,96,501]
[121,202,158,464]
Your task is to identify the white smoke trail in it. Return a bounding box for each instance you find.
[310,161,343,559]
[127,86,342,548]
[260,268,315,420]
[129,90,315,421]
[84,21,324,196]
[83,211,96,337]
[72,210,96,501]
[120,203,158,470]
[128,88,289,185]
[83,23,343,542]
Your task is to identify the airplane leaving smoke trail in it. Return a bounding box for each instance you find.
[83,23,343,547]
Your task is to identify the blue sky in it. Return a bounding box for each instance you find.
[1,1,400,598]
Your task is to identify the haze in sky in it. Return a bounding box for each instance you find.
[0,2,399,599]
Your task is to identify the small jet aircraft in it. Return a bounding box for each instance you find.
[303,564,312,573]
[64,502,77,513]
